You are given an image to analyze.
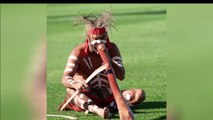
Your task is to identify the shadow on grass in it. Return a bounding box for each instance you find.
[151,115,167,120]
[110,111,166,119]
[131,101,166,110]
[110,101,166,119]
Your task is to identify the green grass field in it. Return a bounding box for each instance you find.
[47,4,167,120]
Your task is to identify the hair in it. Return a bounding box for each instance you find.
[74,10,117,35]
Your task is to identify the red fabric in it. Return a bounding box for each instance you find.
[59,90,115,112]
[84,39,89,55]
[57,97,83,111]
[58,97,84,112]
[67,102,83,111]
[88,27,106,34]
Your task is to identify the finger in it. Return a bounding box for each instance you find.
[97,44,105,50]
[78,83,85,90]
[78,82,83,90]
[75,82,83,90]
[76,82,86,90]
[76,86,81,91]
[76,80,88,88]
[80,84,87,90]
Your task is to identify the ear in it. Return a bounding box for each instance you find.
[87,34,91,40]
[105,33,108,39]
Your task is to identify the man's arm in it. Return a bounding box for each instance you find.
[61,47,87,90]
[109,42,125,80]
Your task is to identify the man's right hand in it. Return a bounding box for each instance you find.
[96,43,108,53]
[73,80,88,91]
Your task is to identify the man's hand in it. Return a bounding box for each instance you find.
[70,80,88,91]
[96,43,108,54]
[75,80,88,91]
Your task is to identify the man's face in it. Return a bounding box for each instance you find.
[88,33,107,53]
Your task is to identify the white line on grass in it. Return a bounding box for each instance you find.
[47,114,78,120]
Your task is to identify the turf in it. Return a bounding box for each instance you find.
[47,4,167,120]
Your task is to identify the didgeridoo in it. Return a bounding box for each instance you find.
[97,44,134,120]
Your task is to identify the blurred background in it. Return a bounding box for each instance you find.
[47,4,166,120]
[1,4,213,120]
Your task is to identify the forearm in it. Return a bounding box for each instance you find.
[110,59,125,80]
[62,76,76,89]
[96,43,125,80]
[62,75,88,91]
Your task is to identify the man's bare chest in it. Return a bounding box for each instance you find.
[78,53,104,77]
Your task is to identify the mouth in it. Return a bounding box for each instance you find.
[89,40,106,53]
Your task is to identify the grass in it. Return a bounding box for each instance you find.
[47,4,167,120]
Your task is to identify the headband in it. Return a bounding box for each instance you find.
[88,27,107,35]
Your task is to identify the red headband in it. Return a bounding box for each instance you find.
[88,27,106,34]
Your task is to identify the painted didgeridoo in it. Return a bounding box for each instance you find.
[97,44,134,120]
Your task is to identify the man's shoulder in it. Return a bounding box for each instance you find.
[109,42,118,49]
[110,42,116,45]
[72,43,85,51]
[69,43,86,56]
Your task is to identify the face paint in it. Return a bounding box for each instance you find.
[64,68,73,73]
[84,27,112,55]
[112,56,123,68]
[88,42,98,53]
[67,63,75,68]
[89,39,107,53]
[89,34,107,53]
[69,55,78,61]
[90,39,107,45]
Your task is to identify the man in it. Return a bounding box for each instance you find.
[58,11,146,119]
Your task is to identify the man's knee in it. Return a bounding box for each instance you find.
[66,88,75,96]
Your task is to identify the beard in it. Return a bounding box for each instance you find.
[89,44,98,54]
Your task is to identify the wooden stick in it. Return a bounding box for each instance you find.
[59,64,108,111]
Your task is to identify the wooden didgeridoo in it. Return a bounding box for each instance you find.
[97,45,135,120]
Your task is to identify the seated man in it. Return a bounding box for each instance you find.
[58,11,146,119]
